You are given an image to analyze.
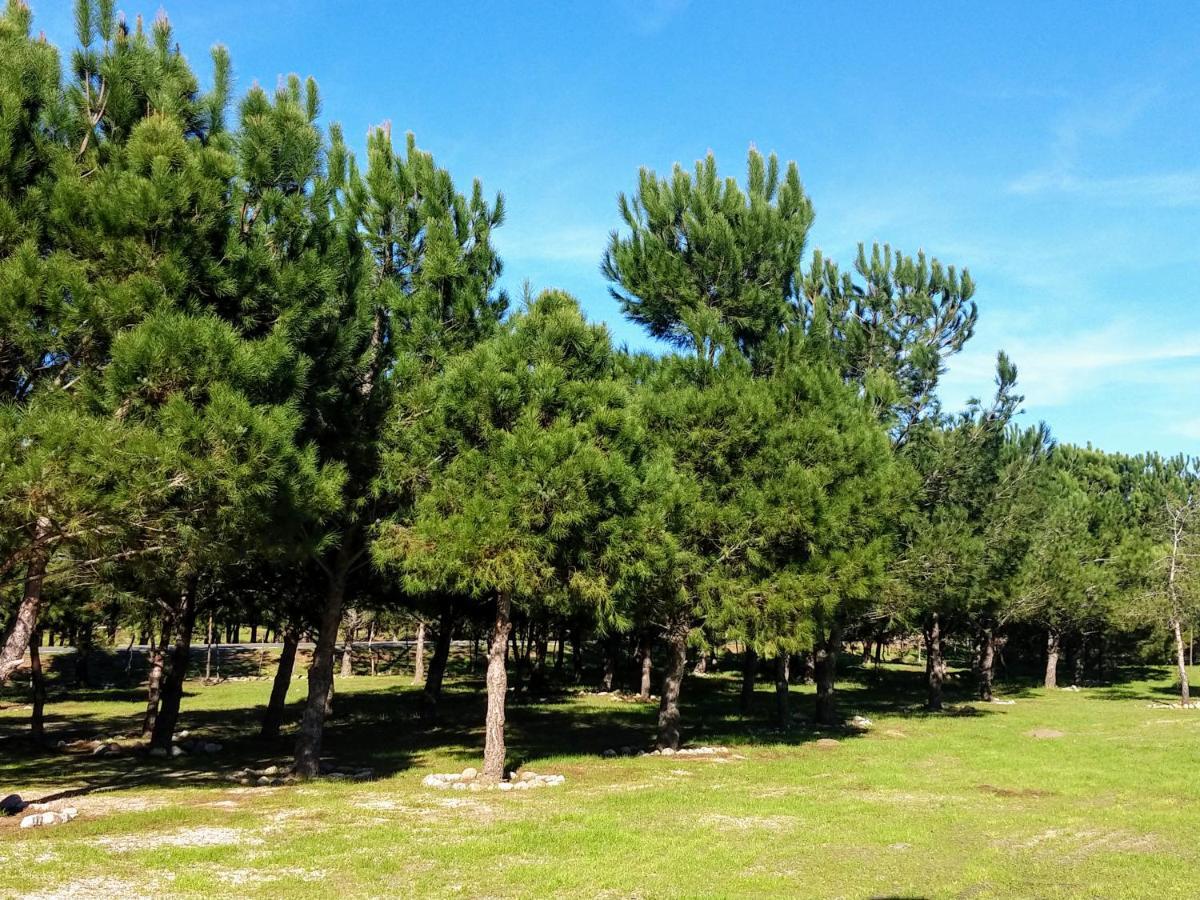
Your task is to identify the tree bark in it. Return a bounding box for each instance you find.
[142,615,171,738]
[294,545,352,778]
[261,625,300,740]
[925,614,945,711]
[413,620,426,682]
[0,516,52,684]
[151,574,199,749]
[600,634,617,691]
[482,592,512,781]
[30,628,45,743]
[978,626,995,702]
[1172,617,1190,706]
[340,616,355,678]
[422,605,455,722]
[1073,633,1087,686]
[814,627,841,726]
[656,621,688,750]
[739,647,758,714]
[638,635,653,701]
[205,614,215,682]
[1044,628,1060,689]
[774,653,790,729]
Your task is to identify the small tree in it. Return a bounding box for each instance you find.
[376,291,641,779]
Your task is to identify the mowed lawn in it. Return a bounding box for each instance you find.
[1,661,1198,898]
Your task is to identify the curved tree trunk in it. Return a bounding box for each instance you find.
[774,653,790,729]
[261,626,300,740]
[925,614,945,711]
[638,635,653,701]
[0,517,52,684]
[977,626,995,702]
[739,647,758,714]
[422,605,455,722]
[482,592,512,781]
[1172,617,1190,706]
[1044,628,1060,689]
[142,615,171,738]
[657,621,688,750]
[294,546,352,778]
[151,575,199,749]
[814,627,841,726]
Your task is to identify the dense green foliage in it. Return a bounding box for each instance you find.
[2,1,1198,790]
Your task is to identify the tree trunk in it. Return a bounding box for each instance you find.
[600,635,617,691]
[874,639,883,666]
[656,622,688,750]
[1044,628,1060,689]
[925,614,945,712]
[151,574,199,749]
[692,653,708,675]
[555,627,565,671]
[294,544,352,778]
[571,627,584,682]
[73,622,93,687]
[422,605,455,722]
[260,626,300,740]
[774,653,790,729]
[413,620,426,682]
[482,593,512,781]
[638,635,653,700]
[861,640,873,665]
[0,517,52,684]
[978,626,995,702]
[340,618,355,678]
[1172,617,1190,706]
[739,648,758,714]
[142,616,171,738]
[814,628,841,726]
[205,614,215,682]
[1074,633,1087,686]
[30,628,45,743]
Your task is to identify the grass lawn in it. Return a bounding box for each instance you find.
[1,660,1198,898]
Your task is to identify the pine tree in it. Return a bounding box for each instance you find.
[376,290,641,779]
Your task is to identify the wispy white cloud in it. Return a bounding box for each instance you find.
[617,0,691,36]
[1009,169,1200,207]
[943,320,1200,408]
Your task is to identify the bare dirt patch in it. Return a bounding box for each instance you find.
[701,813,797,832]
[977,784,1056,799]
[97,825,263,853]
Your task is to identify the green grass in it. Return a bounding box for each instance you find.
[2,661,1198,898]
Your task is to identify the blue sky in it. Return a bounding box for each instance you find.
[35,1,1200,456]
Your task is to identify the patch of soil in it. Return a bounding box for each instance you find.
[1027,728,1065,739]
[977,783,1056,798]
[96,826,262,852]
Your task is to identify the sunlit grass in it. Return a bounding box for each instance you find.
[2,662,1197,898]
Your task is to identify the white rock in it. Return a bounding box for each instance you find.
[170,745,186,757]
[660,747,675,756]
[451,781,467,790]
[461,767,478,780]
[498,782,513,791]
[202,742,223,753]
[263,765,280,776]
[149,747,169,758]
